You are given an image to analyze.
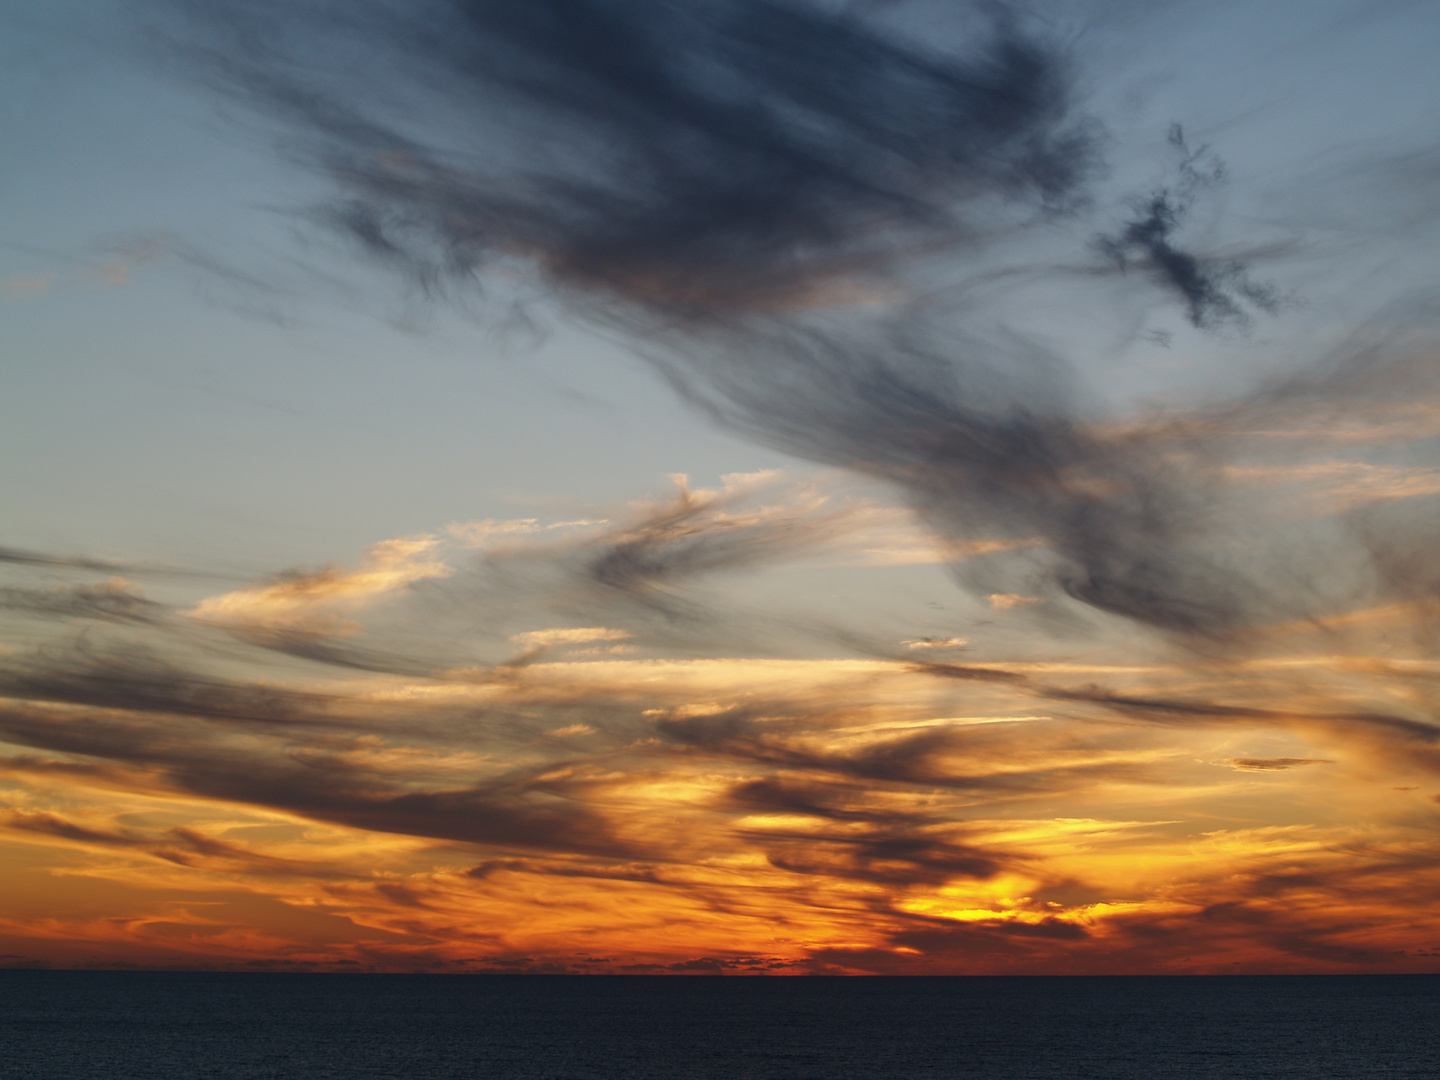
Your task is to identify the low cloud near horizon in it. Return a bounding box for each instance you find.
[4,471,1440,973]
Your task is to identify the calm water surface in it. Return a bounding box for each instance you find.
[1,972,1437,1079]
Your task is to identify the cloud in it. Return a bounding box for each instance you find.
[902,637,968,651]
[509,628,631,649]
[154,0,1092,313]
[4,810,143,849]
[190,536,453,634]
[1095,126,1279,330]
[576,474,855,603]
[0,548,136,573]
[139,0,1440,644]
[1225,757,1333,772]
[0,630,367,731]
[547,724,593,738]
[986,593,1040,611]
[444,518,606,548]
[0,580,162,624]
[3,574,1439,971]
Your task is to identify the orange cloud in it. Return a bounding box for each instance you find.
[4,474,1440,974]
[189,536,453,634]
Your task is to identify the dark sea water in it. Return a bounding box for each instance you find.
[1,972,1437,1080]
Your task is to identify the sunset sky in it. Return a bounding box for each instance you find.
[4,0,1440,974]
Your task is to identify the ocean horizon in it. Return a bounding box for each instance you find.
[2,971,1436,1079]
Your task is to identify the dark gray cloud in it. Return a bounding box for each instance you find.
[1096,125,1279,330]
[3,809,143,849]
[648,321,1268,633]
[0,696,634,859]
[728,777,1005,884]
[1226,757,1331,771]
[0,643,342,728]
[657,699,1166,796]
[154,0,1093,314]
[0,547,130,573]
[0,546,233,582]
[141,0,1355,638]
[0,582,164,624]
[0,805,373,883]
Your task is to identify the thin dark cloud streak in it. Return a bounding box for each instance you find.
[0,644,345,729]
[0,582,164,624]
[0,698,635,859]
[0,545,257,584]
[0,548,130,573]
[581,486,849,603]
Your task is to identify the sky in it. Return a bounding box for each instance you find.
[2,0,1440,974]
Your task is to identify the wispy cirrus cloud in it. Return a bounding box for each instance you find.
[130,0,1440,645]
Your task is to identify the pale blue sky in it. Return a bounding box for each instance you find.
[3,3,786,571]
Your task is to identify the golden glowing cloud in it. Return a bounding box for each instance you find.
[4,468,1440,974]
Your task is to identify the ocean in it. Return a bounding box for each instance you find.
[1,972,1436,1079]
